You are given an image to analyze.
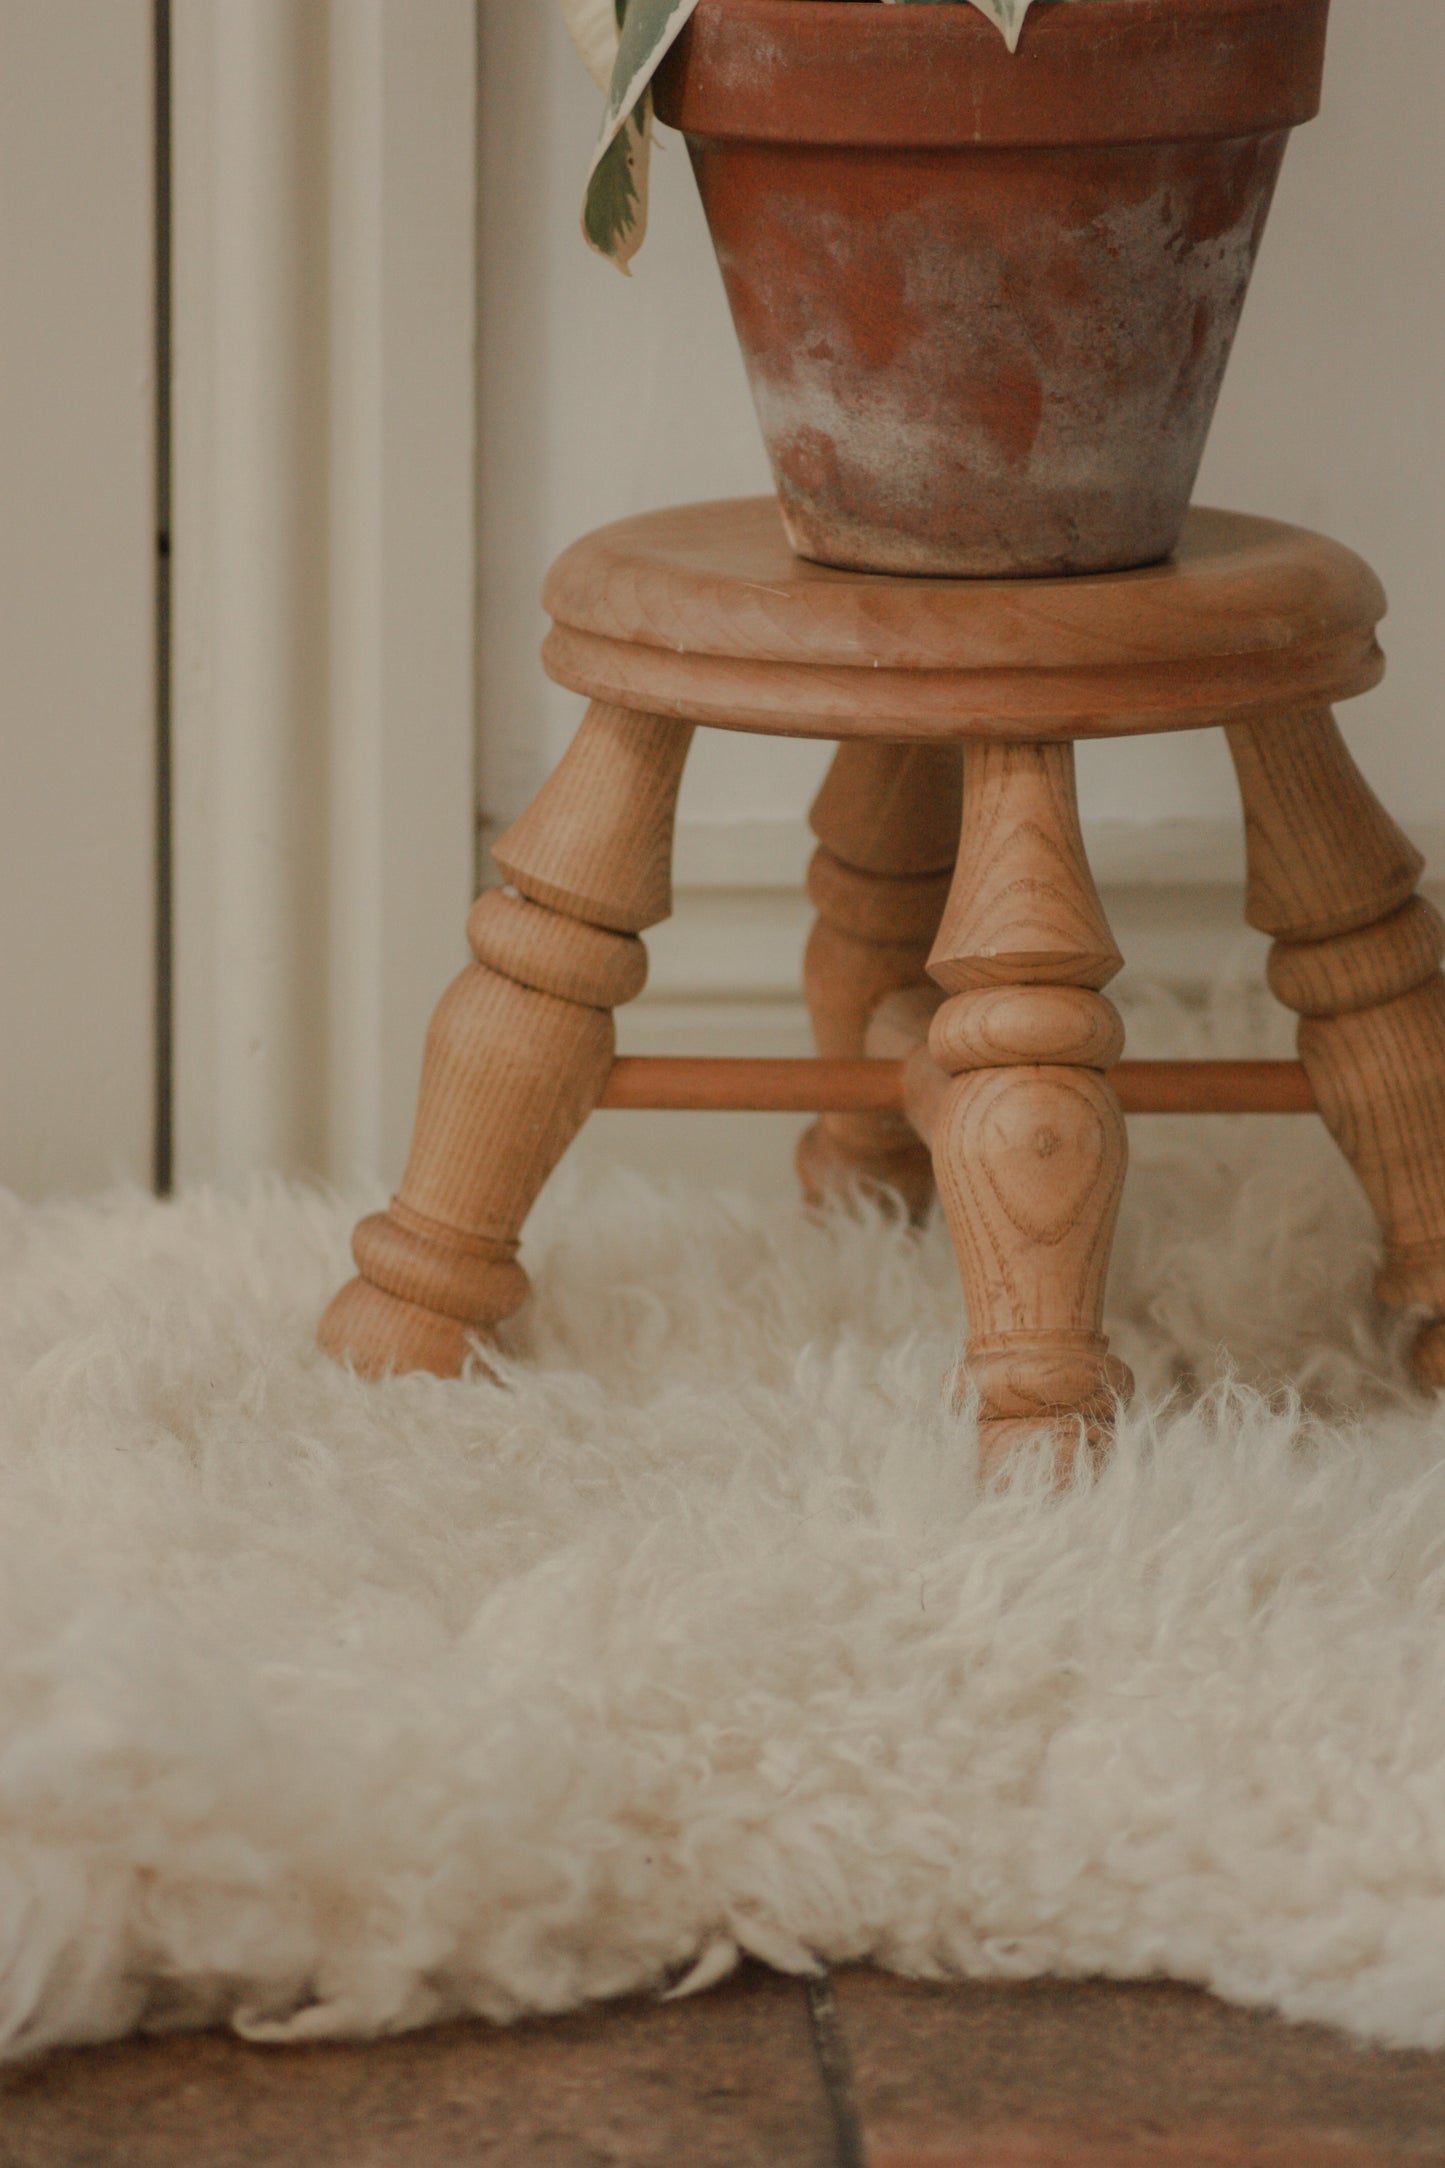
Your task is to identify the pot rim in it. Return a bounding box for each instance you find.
[654,0,1330,149]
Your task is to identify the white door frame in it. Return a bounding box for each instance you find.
[171,0,478,1189]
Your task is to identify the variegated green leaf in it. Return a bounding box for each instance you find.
[576,0,700,269]
[561,0,623,90]
[566,0,1049,266]
[583,97,653,266]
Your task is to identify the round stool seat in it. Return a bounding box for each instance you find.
[542,498,1385,741]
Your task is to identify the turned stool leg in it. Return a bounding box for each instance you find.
[928,742,1133,1480]
[1227,708,1445,1388]
[797,742,962,1216]
[319,702,693,1377]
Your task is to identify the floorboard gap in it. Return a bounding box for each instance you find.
[806,1975,868,2168]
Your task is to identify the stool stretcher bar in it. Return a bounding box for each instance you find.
[599,1056,1317,1118]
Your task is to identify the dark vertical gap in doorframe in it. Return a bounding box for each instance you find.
[153,0,174,1194]
[471,0,488,900]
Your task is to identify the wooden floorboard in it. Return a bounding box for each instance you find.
[3,1969,1444,2167]
[834,1973,1445,2167]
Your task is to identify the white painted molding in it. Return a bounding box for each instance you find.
[172,0,477,1188]
[670,814,1251,894]
[324,0,479,1184]
[672,813,1445,895]
[673,813,1445,895]
[634,815,1445,1025]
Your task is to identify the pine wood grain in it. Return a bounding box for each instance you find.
[928,743,1132,1480]
[597,1056,1318,1116]
[319,704,692,1377]
[602,1057,903,1112]
[1227,711,1422,944]
[1228,709,1445,1391]
[542,501,1385,741]
[797,744,961,1217]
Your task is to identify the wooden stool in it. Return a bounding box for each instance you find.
[318,499,1445,1475]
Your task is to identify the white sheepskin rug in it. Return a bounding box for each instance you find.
[6,986,1445,2062]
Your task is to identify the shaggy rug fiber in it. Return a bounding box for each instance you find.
[5,988,1445,2062]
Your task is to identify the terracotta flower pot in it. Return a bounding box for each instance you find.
[654,0,1329,577]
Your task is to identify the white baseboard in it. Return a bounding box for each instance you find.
[642,817,1262,1030]
[670,813,1445,895]
[636,813,1445,1040]
[668,813,1258,893]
